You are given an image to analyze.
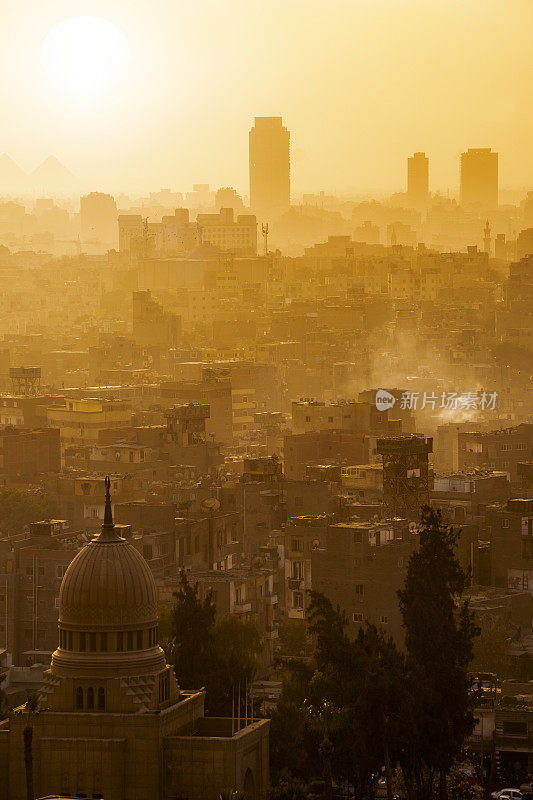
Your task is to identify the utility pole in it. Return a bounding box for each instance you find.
[143,217,149,259]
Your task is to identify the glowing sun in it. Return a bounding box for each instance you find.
[42,16,130,97]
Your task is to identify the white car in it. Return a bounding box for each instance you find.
[491,790,522,800]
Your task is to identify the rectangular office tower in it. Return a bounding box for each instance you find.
[460,148,498,208]
[249,116,290,217]
[407,152,429,206]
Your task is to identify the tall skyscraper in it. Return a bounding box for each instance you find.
[460,148,498,208]
[407,152,429,205]
[249,116,290,217]
[80,191,118,248]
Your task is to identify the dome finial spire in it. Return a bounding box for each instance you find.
[99,475,119,540]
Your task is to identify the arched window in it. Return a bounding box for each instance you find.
[97,686,105,711]
[87,686,94,710]
[76,686,84,710]
[244,768,256,800]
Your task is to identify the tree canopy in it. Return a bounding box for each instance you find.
[270,506,480,800]
[0,488,57,536]
[398,506,480,800]
[163,570,262,715]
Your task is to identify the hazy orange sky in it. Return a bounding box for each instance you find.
[2,0,533,196]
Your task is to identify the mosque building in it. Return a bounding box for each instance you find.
[0,477,269,800]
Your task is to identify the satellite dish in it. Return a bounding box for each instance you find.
[201,497,220,514]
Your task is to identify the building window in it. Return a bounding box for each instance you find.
[293,591,304,609]
[159,671,170,704]
[79,632,86,652]
[291,561,304,580]
[136,630,143,649]
[100,632,107,652]
[117,631,123,651]
[352,612,363,623]
[57,565,67,579]
[127,631,134,650]
[87,687,94,710]
[380,615,389,624]
[97,687,105,711]
[355,584,364,596]
[68,631,73,650]
[502,519,510,528]
[55,597,60,609]
[291,538,303,552]
[76,687,84,710]
[89,632,97,652]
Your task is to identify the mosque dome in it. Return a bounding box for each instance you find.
[59,526,157,627]
[51,477,166,678]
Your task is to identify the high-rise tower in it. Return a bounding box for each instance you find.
[407,152,429,206]
[460,148,498,209]
[249,116,290,218]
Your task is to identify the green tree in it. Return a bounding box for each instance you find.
[208,613,262,715]
[398,506,480,800]
[167,570,217,692]
[166,571,263,715]
[270,591,406,799]
[278,618,309,658]
[0,488,57,536]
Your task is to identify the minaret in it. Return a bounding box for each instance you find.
[483,219,491,255]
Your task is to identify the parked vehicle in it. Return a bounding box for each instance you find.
[491,790,522,800]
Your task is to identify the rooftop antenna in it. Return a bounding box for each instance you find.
[262,223,269,256]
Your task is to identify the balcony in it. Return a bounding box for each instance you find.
[233,600,252,614]
[288,607,305,620]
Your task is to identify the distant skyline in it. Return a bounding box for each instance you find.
[2,0,533,195]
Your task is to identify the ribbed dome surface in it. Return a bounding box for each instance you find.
[59,536,158,627]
